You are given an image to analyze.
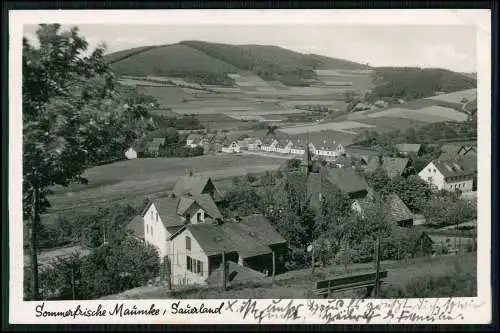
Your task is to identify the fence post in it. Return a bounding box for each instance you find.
[374,238,381,298]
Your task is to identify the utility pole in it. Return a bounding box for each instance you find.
[165,256,172,291]
[374,237,381,298]
[311,245,315,275]
[272,251,276,284]
[221,251,227,291]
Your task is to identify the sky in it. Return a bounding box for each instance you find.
[23,24,477,73]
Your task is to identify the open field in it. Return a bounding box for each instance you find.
[46,155,285,215]
[426,88,477,105]
[279,120,375,135]
[365,105,468,123]
[343,116,428,133]
[100,253,476,300]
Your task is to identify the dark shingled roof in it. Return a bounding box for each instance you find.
[432,159,475,178]
[125,215,144,239]
[192,193,223,219]
[365,157,410,179]
[205,261,266,285]
[173,175,216,197]
[395,143,421,154]
[171,214,286,258]
[354,193,413,224]
[322,168,369,195]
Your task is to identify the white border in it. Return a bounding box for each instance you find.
[9,9,491,325]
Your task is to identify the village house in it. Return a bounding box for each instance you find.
[146,138,165,156]
[365,156,411,179]
[345,146,381,164]
[276,139,294,154]
[166,214,287,286]
[438,144,477,190]
[351,192,414,227]
[173,173,223,202]
[307,167,370,209]
[124,147,138,160]
[314,142,345,160]
[260,137,279,152]
[237,138,251,151]
[186,133,204,148]
[221,140,241,154]
[247,138,262,151]
[395,143,422,156]
[418,159,474,192]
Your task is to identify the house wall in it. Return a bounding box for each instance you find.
[443,179,473,192]
[419,161,445,189]
[168,229,210,286]
[144,204,169,260]
[125,148,137,160]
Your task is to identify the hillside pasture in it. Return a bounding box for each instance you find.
[425,88,477,105]
[345,117,428,133]
[47,155,285,215]
[279,120,375,135]
[366,105,468,122]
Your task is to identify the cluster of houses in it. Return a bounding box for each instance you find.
[123,141,477,287]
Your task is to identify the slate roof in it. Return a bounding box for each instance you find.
[173,175,213,197]
[395,143,421,154]
[322,168,369,195]
[365,157,410,179]
[432,159,475,178]
[354,193,413,224]
[186,133,203,141]
[141,193,222,229]
[205,261,266,285]
[125,215,144,239]
[170,214,286,258]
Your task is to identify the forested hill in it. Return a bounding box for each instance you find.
[366,67,477,102]
[104,41,477,95]
[104,40,370,86]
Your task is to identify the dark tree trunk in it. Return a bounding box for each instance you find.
[30,187,39,300]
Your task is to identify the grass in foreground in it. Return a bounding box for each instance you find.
[101,253,476,300]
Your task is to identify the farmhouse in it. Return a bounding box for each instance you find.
[439,143,477,161]
[276,139,294,154]
[166,214,287,286]
[221,140,241,154]
[345,147,381,164]
[186,134,204,148]
[395,143,422,156]
[418,159,474,192]
[146,138,165,156]
[352,192,414,227]
[247,138,262,151]
[365,156,411,179]
[173,173,222,202]
[260,138,279,152]
[138,192,223,260]
[307,167,370,208]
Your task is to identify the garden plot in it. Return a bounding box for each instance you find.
[425,89,477,105]
[279,121,375,135]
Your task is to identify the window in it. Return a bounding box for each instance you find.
[146,225,149,234]
[151,211,153,220]
[428,168,431,172]
[433,169,436,173]
[156,212,158,222]
[186,236,191,251]
[197,212,202,223]
[186,256,203,276]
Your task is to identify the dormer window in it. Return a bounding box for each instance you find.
[197,212,202,223]
[156,212,158,221]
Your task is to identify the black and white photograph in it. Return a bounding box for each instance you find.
[8,9,492,325]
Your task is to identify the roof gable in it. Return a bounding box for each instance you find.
[365,157,409,179]
[322,168,368,195]
[173,174,212,197]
